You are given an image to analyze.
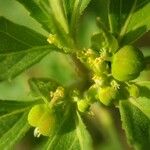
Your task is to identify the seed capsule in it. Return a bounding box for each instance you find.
[38,111,55,136]
[28,104,46,127]
[28,104,56,137]
[112,45,144,81]
[77,100,90,112]
[97,86,118,106]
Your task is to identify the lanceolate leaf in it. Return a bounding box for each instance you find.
[120,0,150,45]
[0,113,30,149]
[69,0,91,38]
[0,17,48,53]
[17,0,69,34]
[17,0,74,50]
[43,109,93,150]
[80,0,91,14]
[108,0,136,34]
[92,0,109,29]
[0,46,56,81]
[75,112,93,150]
[119,100,150,150]
[0,100,39,116]
[0,100,39,149]
[119,81,150,150]
[0,17,60,81]
[107,0,150,44]
[133,81,150,119]
[48,0,69,34]
[16,0,54,33]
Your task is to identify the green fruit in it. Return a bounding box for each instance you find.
[38,111,55,136]
[28,104,46,127]
[28,104,56,136]
[97,86,118,106]
[77,100,90,112]
[85,84,98,102]
[112,45,144,81]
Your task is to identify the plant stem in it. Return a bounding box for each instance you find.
[70,54,92,90]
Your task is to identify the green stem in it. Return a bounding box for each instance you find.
[69,54,92,90]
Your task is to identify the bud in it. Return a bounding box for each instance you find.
[28,104,56,137]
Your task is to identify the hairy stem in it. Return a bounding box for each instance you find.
[70,54,92,91]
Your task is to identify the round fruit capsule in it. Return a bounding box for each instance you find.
[97,86,118,106]
[112,45,144,81]
[77,100,90,112]
[28,104,46,127]
[38,110,56,136]
[84,84,98,102]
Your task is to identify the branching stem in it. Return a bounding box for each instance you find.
[70,54,92,90]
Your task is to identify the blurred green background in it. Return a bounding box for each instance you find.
[0,0,150,150]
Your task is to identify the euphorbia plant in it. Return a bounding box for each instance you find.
[0,0,150,150]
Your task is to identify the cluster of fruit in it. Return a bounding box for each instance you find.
[77,44,144,111]
[28,28,144,137]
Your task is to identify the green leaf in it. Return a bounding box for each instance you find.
[119,100,150,150]
[16,0,54,33]
[75,112,93,150]
[0,100,39,149]
[17,0,74,50]
[47,0,69,34]
[80,0,91,14]
[0,17,60,81]
[0,45,57,81]
[43,108,93,150]
[91,0,110,29]
[108,0,150,44]
[119,81,150,150]
[133,81,150,119]
[108,0,134,34]
[120,0,150,45]
[0,113,29,149]
[0,17,48,53]
[0,100,39,116]
[17,0,68,34]
[69,0,91,37]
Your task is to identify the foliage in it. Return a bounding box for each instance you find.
[0,0,150,149]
